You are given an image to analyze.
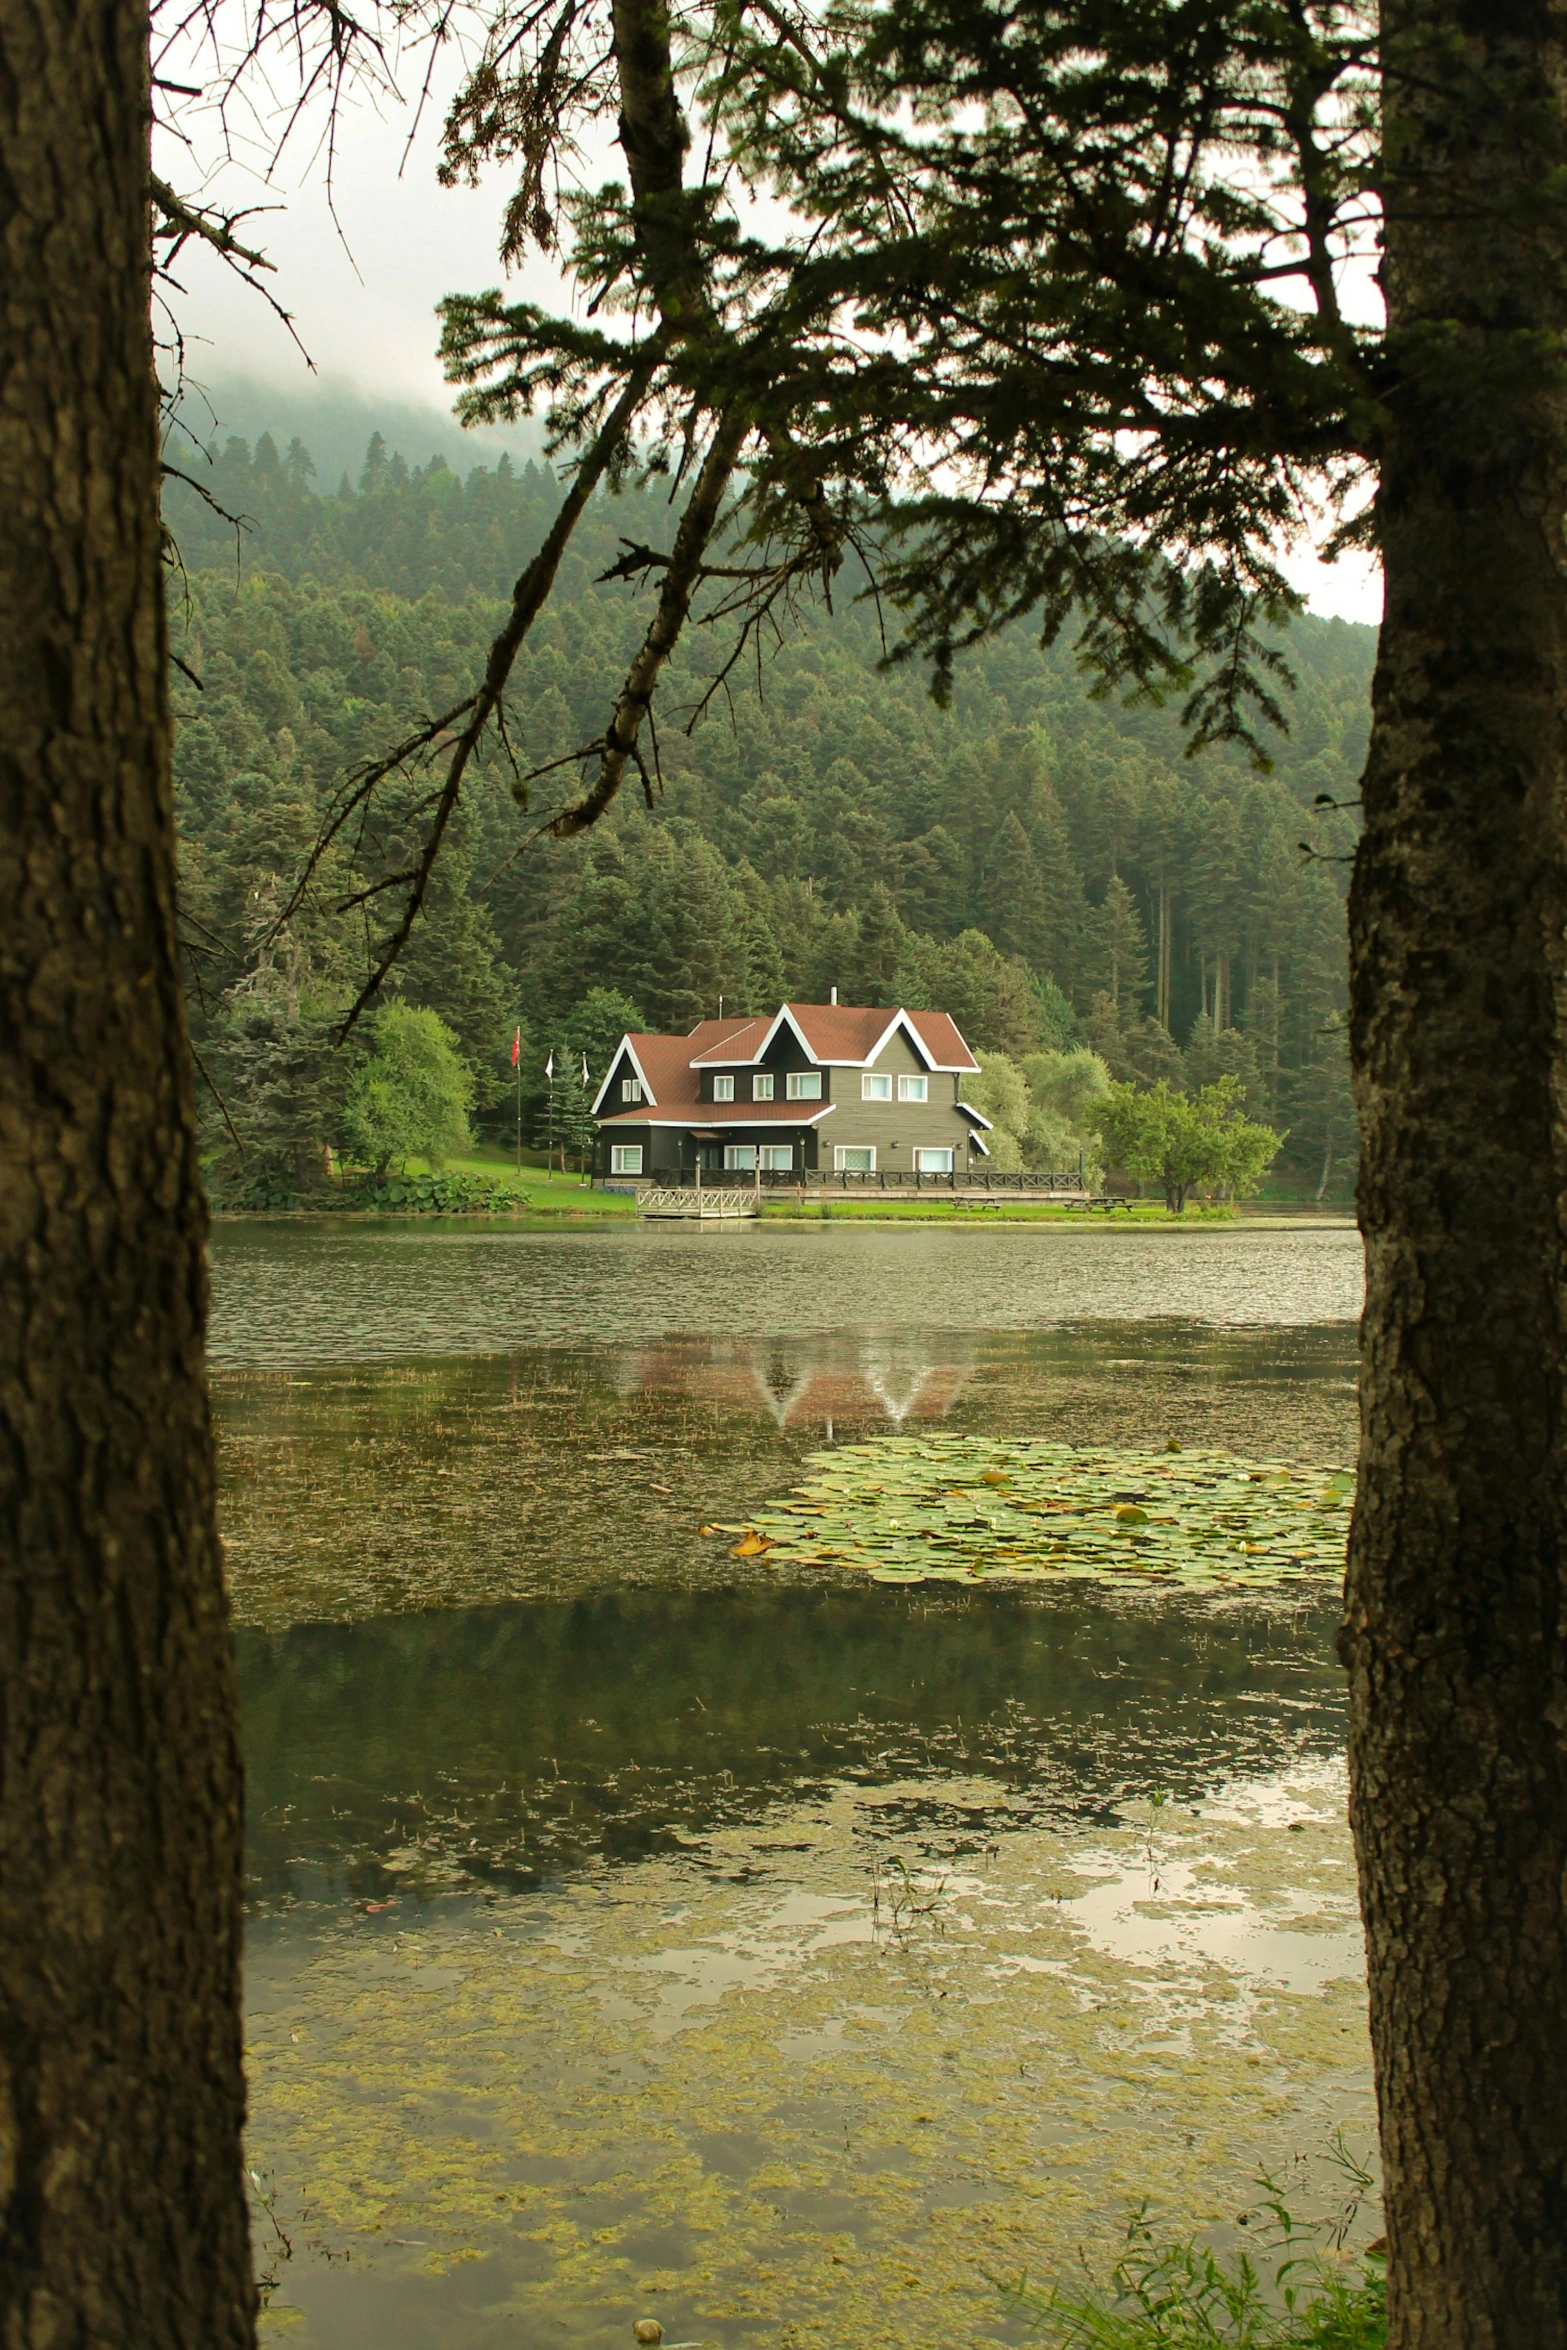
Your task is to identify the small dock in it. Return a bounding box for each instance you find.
[635,1186,759,1220]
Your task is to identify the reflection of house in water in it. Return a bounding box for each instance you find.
[603,1331,976,1431]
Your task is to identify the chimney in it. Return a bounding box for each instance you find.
[830,985,838,1005]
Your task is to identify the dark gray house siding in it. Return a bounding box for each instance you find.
[807,1027,976,1174]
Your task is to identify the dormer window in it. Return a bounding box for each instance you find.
[753,1072,774,1101]
[621,1076,642,1103]
[713,1075,735,1101]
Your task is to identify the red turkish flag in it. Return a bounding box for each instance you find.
[510,1027,521,1068]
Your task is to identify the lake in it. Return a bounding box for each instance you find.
[218,1219,1376,2349]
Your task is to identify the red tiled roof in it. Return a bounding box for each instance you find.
[691,1002,979,1071]
[902,1008,980,1072]
[687,1015,770,1065]
[781,1003,891,1062]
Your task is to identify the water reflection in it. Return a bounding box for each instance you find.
[239,1582,1346,1908]
[604,1330,975,1429]
[217,1323,1357,1630]
[242,1578,1372,2350]
[221,1229,1373,2350]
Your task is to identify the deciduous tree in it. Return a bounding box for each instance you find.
[1095,1075,1280,1212]
[342,1003,476,1176]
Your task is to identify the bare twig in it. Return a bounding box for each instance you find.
[307,353,661,1037]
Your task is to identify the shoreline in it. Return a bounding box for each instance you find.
[209,1203,1356,1231]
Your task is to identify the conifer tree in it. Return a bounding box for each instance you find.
[852,882,908,1004]
[684,5,1567,2327]
[1093,874,1151,1018]
[983,809,1053,973]
[1,0,253,2334]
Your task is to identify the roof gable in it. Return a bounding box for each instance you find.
[593,1001,979,1114]
[749,1002,981,1072]
[590,1035,659,1115]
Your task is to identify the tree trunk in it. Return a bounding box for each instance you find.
[1344,6,1567,2340]
[0,2,254,2341]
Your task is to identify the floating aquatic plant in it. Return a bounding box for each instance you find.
[708,1437,1354,1590]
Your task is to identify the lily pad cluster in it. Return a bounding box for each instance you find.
[709,1436,1354,1590]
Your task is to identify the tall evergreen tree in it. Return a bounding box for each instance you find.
[983,809,1053,972]
[1092,873,1151,1018]
[851,881,908,1004]
[1,0,252,2333]
[720,3,1567,2331]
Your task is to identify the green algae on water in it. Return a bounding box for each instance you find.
[722,1437,1354,1590]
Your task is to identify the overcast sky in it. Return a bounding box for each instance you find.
[160,50,1382,628]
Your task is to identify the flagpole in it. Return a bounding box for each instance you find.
[512,1025,523,1174]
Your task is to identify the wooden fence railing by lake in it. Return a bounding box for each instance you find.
[612,1168,1092,1212]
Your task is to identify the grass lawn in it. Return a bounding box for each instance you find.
[757,1196,1232,1224]
[398,1145,634,1215]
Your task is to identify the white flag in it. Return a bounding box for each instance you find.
[581,1053,590,1084]
[545,1050,554,1080]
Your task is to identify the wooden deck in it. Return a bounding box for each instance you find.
[634,1186,759,1220]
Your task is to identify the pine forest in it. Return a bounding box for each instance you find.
[166,428,1371,1200]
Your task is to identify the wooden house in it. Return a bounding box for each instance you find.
[591,999,991,1181]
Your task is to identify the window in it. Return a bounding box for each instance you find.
[861,1071,892,1101]
[835,1145,876,1172]
[724,1143,756,1171]
[759,1143,793,1171]
[712,1074,735,1102]
[898,1073,929,1102]
[752,1071,774,1101]
[620,1075,642,1104]
[786,1069,822,1100]
[914,1146,954,1174]
[610,1144,644,1175]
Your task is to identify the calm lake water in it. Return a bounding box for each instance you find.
[218,1220,1376,2350]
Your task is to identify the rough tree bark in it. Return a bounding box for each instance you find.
[1344,3,1567,2341]
[0,0,255,2340]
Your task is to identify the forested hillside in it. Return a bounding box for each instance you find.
[166,429,1370,1195]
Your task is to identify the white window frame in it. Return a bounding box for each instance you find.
[834,1144,877,1173]
[724,1143,756,1171]
[620,1075,642,1103]
[786,1069,822,1100]
[913,1146,954,1174]
[752,1071,774,1101]
[712,1074,735,1102]
[610,1143,644,1175]
[861,1070,892,1101]
[758,1143,793,1171]
[898,1073,929,1102]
